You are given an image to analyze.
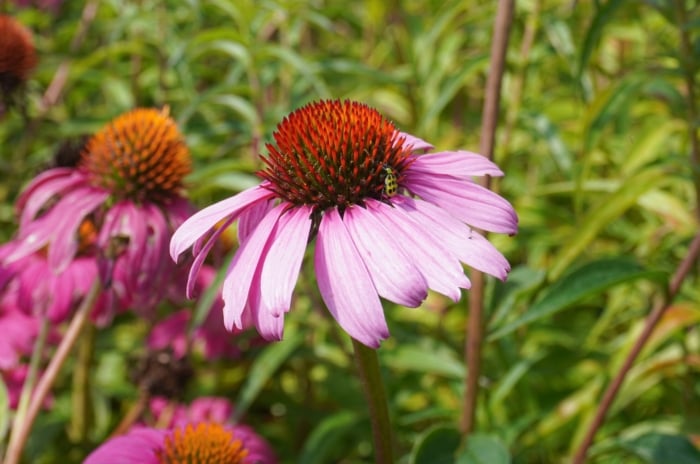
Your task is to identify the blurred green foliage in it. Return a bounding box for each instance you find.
[1,0,700,463]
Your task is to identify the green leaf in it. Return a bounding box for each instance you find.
[0,375,8,445]
[298,411,360,464]
[578,0,626,78]
[233,332,303,421]
[410,425,461,464]
[457,434,511,464]
[383,343,464,379]
[619,433,700,464]
[550,167,666,279]
[488,257,666,340]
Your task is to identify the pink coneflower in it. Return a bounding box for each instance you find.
[148,266,264,360]
[84,397,276,464]
[171,99,517,348]
[4,108,193,318]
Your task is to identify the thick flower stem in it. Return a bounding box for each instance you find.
[3,280,101,464]
[351,338,394,464]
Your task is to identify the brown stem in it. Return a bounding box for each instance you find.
[461,0,514,435]
[3,280,101,464]
[572,232,700,464]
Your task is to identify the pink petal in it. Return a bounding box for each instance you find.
[404,174,518,234]
[239,198,275,243]
[314,208,388,348]
[396,197,511,280]
[343,205,428,307]
[259,205,312,317]
[170,184,274,261]
[221,204,284,331]
[408,151,504,178]
[186,214,237,298]
[83,427,164,464]
[17,168,86,227]
[397,131,434,152]
[368,200,470,301]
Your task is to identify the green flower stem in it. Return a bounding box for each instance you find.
[351,338,394,464]
[3,279,101,464]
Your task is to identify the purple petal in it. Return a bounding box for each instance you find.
[249,270,285,341]
[221,204,284,331]
[397,131,434,152]
[83,427,164,464]
[407,150,504,178]
[343,205,428,307]
[170,184,274,261]
[186,214,237,299]
[314,208,388,348]
[239,198,275,244]
[260,205,312,317]
[404,174,518,234]
[17,168,87,227]
[368,200,470,301]
[396,197,511,280]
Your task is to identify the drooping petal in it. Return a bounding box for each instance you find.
[239,197,275,244]
[314,208,388,348]
[397,131,433,152]
[407,150,504,178]
[259,205,312,317]
[83,427,164,464]
[170,185,275,261]
[396,197,511,280]
[368,200,470,301]
[186,214,237,299]
[221,204,284,331]
[248,266,285,341]
[404,174,518,234]
[343,204,428,307]
[16,168,86,227]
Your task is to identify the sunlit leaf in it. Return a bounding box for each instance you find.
[457,434,510,464]
[489,257,666,340]
[619,433,700,464]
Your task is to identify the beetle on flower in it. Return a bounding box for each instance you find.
[171,99,518,348]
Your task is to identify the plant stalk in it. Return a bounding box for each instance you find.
[351,338,394,464]
[572,232,700,463]
[462,0,514,435]
[3,280,101,464]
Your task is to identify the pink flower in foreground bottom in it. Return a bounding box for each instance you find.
[84,397,276,464]
[171,99,518,348]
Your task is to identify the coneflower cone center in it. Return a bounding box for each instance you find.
[259,100,411,211]
[80,108,191,203]
[156,423,248,464]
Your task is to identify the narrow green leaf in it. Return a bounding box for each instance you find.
[550,167,666,279]
[488,257,666,341]
[578,0,626,78]
[298,411,360,464]
[233,332,303,421]
[0,375,8,445]
[383,344,464,379]
[457,434,511,464]
[410,425,461,464]
[619,433,700,464]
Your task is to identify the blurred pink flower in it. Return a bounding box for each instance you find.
[1,365,52,409]
[0,300,39,369]
[171,100,517,348]
[85,397,276,464]
[148,266,264,360]
[3,108,194,319]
